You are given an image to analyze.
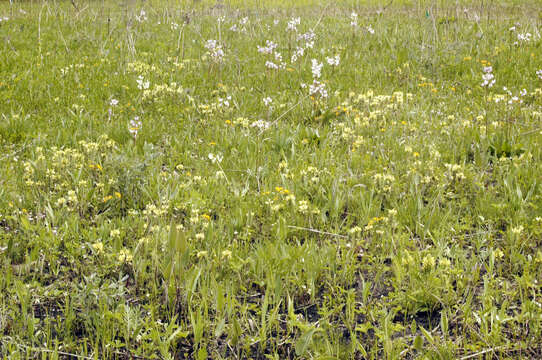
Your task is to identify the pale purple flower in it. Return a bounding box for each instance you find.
[309,80,328,98]
[257,40,278,54]
[129,117,142,139]
[350,12,358,27]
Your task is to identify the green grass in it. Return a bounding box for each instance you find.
[1,0,542,358]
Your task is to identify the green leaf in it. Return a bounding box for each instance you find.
[197,347,207,360]
[214,317,226,338]
[295,328,318,356]
[419,325,434,345]
[355,322,373,334]
[413,335,423,351]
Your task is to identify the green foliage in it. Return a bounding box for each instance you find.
[1,0,542,358]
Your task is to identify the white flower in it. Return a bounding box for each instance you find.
[263,97,273,106]
[309,80,328,98]
[481,67,495,88]
[286,17,300,32]
[208,152,223,164]
[326,54,340,66]
[265,61,279,70]
[251,119,271,130]
[218,96,232,107]
[291,46,305,63]
[311,59,323,79]
[366,26,375,34]
[537,69,542,80]
[136,76,150,90]
[517,32,532,42]
[110,99,119,106]
[135,9,147,23]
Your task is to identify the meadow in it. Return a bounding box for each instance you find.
[0,0,542,358]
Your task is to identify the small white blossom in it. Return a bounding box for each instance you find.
[251,119,271,130]
[291,46,305,63]
[218,95,232,108]
[136,76,150,90]
[326,54,340,66]
[311,59,323,79]
[286,17,300,32]
[135,10,147,23]
[309,80,328,98]
[257,40,278,54]
[481,66,495,88]
[263,97,273,107]
[208,153,223,164]
[265,61,279,70]
[517,32,532,43]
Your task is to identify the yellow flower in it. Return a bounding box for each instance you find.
[439,258,451,267]
[92,242,104,253]
[114,192,122,199]
[422,254,435,269]
[118,248,133,262]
